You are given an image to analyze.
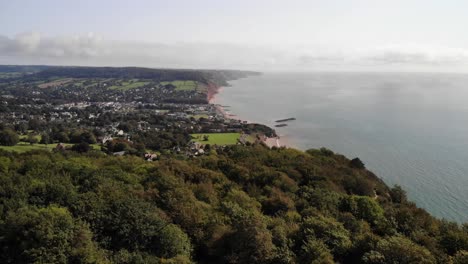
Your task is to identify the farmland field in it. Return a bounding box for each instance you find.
[191,114,210,120]
[190,133,240,145]
[0,142,101,153]
[161,80,198,91]
[38,78,74,88]
[109,79,150,90]
[0,72,24,79]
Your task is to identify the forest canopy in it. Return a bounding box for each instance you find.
[0,144,466,263]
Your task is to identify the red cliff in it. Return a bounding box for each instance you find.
[206,82,221,102]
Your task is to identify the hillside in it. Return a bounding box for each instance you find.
[0,65,259,86]
[0,145,466,263]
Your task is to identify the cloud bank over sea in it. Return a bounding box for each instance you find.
[1,32,468,72]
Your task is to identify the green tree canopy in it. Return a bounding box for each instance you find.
[0,129,19,146]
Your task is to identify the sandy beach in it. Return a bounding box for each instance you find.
[263,136,287,148]
[209,86,289,148]
[213,103,232,120]
[261,131,292,148]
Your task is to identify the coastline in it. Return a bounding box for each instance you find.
[208,84,288,148]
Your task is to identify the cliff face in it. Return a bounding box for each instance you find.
[206,82,221,102]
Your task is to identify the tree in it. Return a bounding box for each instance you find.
[0,206,105,263]
[157,224,193,259]
[362,236,435,264]
[28,119,45,130]
[439,225,468,255]
[113,141,129,152]
[453,250,468,264]
[390,185,407,203]
[54,131,70,143]
[350,157,365,169]
[27,134,38,145]
[217,201,275,263]
[40,134,52,145]
[0,129,19,146]
[72,142,90,153]
[80,131,97,144]
[70,130,97,144]
[340,196,384,225]
[82,197,192,259]
[14,123,28,134]
[262,188,295,216]
[299,239,334,264]
[298,215,352,257]
[320,147,334,157]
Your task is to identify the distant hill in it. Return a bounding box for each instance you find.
[0,65,50,73]
[0,65,260,85]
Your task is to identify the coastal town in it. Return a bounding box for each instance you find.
[0,66,277,158]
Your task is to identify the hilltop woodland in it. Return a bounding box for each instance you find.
[0,145,467,263]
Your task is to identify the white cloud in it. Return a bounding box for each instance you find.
[365,45,468,65]
[15,32,41,53]
[1,32,468,72]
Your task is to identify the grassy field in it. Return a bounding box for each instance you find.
[161,80,199,91]
[83,79,107,89]
[73,80,86,87]
[191,114,210,120]
[0,72,24,79]
[19,134,42,141]
[191,133,241,145]
[46,78,100,88]
[0,142,101,153]
[38,78,74,88]
[109,79,150,91]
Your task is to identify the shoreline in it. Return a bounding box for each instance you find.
[208,84,290,149]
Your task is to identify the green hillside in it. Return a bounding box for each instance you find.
[0,145,466,263]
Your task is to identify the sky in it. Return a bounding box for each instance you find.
[1,0,468,72]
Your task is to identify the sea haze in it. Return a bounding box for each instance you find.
[213,72,468,223]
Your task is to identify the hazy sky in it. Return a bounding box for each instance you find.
[1,0,468,71]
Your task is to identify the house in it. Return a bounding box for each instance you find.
[101,136,113,144]
[144,153,158,161]
[55,143,66,151]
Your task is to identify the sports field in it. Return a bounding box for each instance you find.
[190,133,240,145]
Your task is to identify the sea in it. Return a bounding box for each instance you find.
[213,72,468,223]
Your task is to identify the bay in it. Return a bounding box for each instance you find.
[213,72,468,223]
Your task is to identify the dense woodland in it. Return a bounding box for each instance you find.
[0,145,467,263]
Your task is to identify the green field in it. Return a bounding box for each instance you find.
[161,80,199,91]
[19,134,41,141]
[0,142,101,153]
[191,114,210,120]
[191,133,241,145]
[109,79,150,90]
[0,72,24,79]
[77,79,105,89]
[73,80,86,87]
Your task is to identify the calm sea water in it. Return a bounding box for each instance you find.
[213,72,468,223]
